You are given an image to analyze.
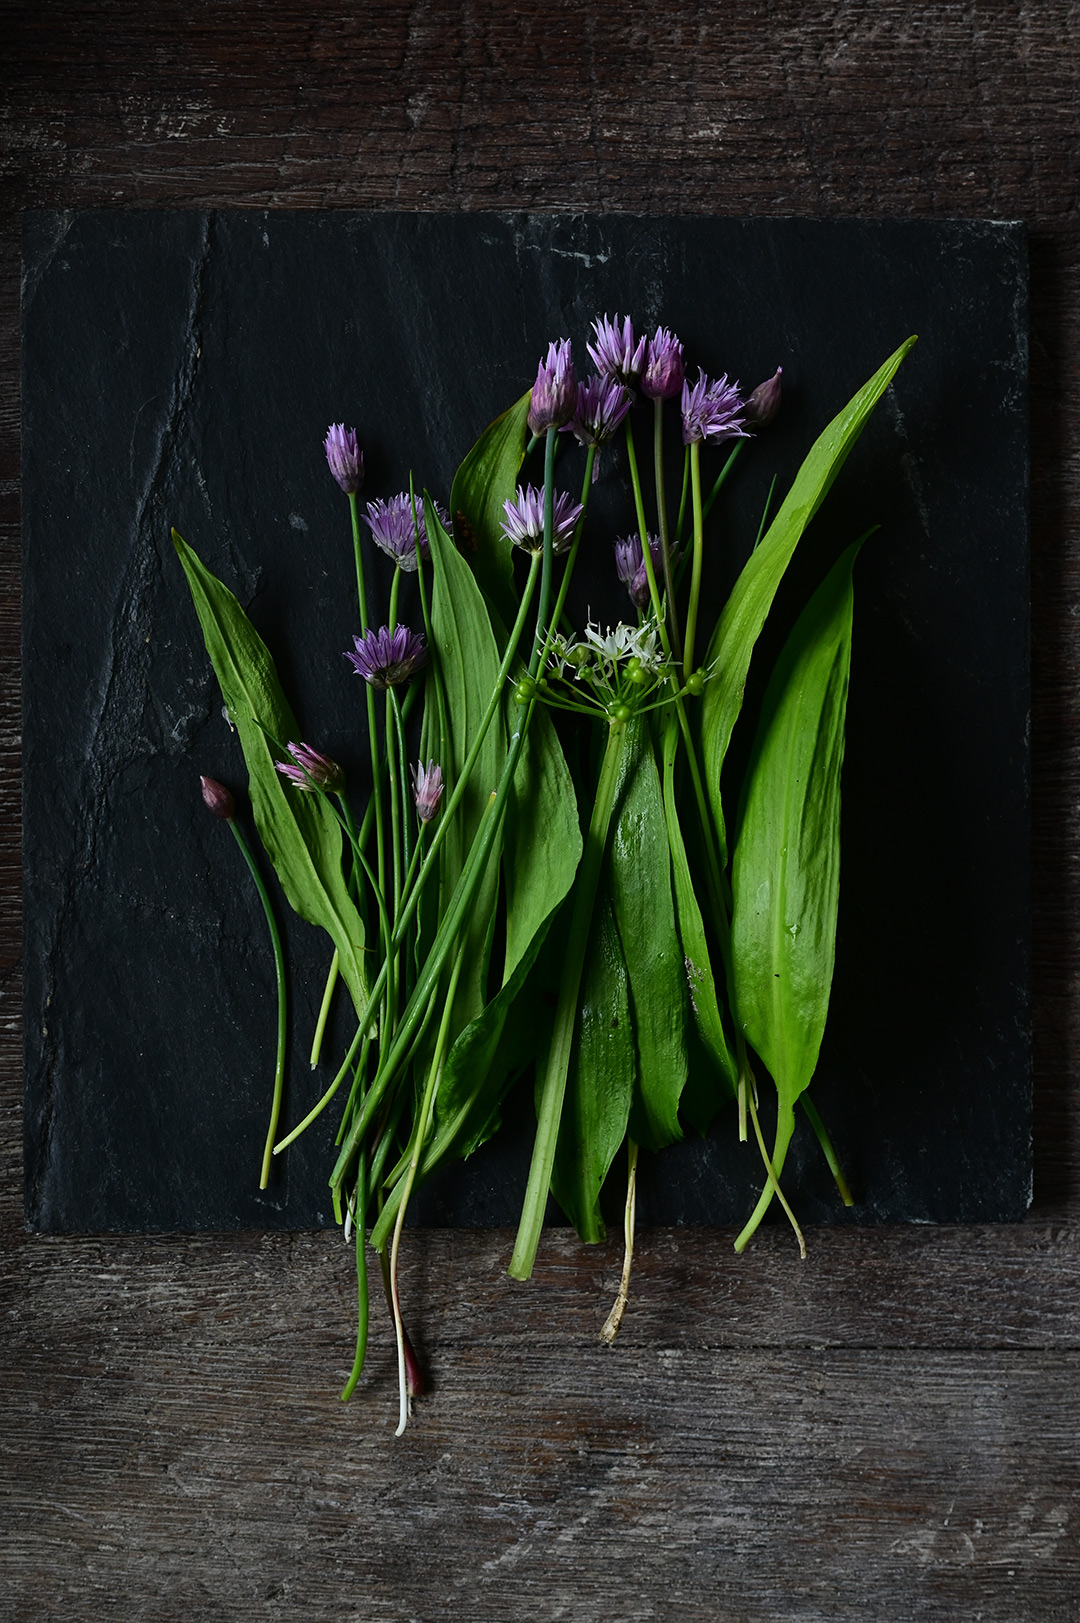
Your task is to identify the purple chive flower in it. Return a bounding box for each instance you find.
[500,484,584,556]
[345,625,427,689]
[412,760,444,824]
[680,371,749,447]
[200,775,235,821]
[742,366,783,430]
[275,741,345,794]
[324,424,364,494]
[528,339,576,435]
[641,327,686,401]
[564,375,633,449]
[364,493,447,571]
[587,314,647,388]
[614,532,666,611]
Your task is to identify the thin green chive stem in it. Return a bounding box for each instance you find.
[736,1095,804,1258]
[388,561,401,637]
[276,1032,371,1154]
[349,490,388,1021]
[754,473,778,550]
[340,1160,370,1401]
[530,427,558,676]
[653,398,682,662]
[389,943,465,1436]
[390,688,412,897]
[509,710,630,1281]
[600,1138,639,1345]
[624,418,673,663]
[534,444,597,674]
[310,950,339,1070]
[684,443,705,680]
[226,821,287,1190]
[702,440,744,523]
[801,1096,855,1206]
[675,445,691,549]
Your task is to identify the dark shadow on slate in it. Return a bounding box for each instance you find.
[22,211,1030,1233]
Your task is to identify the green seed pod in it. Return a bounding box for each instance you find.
[685,668,706,697]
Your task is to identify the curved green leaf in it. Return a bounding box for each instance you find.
[551,891,634,1244]
[449,390,531,630]
[172,530,368,1012]
[660,712,738,1130]
[503,701,581,984]
[701,337,915,863]
[732,541,862,1143]
[606,717,689,1153]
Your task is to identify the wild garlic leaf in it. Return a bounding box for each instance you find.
[551,891,634,1244]
[172,530,369,1013]
[731,540,862,1190]
[701,336,915,865]
[449,389,531,631]
[606,717,689,1153]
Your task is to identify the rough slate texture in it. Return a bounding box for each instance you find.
[2,5,1079,1621]
[21,209,1030,1233]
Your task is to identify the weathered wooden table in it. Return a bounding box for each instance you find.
[2,6,1078,1619]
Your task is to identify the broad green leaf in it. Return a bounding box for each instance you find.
[503,701,581,984]
[449,390,531,630]
[731,541,862,1154]
[551,891,634,1243]
[172,531,368,1012]
[368,909,556,1250]
[425,497,506,1028]
[659,712,738,1129]
[606,717,689,1153]
[701,337,914,863]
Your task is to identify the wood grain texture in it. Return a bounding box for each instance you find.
[2,3,1079,1617]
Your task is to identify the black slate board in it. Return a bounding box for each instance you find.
[22,211,1030,1233]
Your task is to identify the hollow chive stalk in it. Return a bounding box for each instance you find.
[389,940,465,1436]
[348,489,391,1034]
[223,818,287,1190]
[800,1096,855,1206]
[339,1154,369,1402]
[509,707,630,1281]
[653,397,682,661]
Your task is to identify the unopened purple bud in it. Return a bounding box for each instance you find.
[324,424,364,494]
[641,327,686,401]
[344,625,427,690]
[742,367,783,430]
[200,775,235,821]
[587,314,647,389]
[564,374,633,449]
[680,371,749,447]
[275,742,345,794]
[614,532,665,611]
[500,484,584,556]
[528,339,576,435]
[412,759,444,824]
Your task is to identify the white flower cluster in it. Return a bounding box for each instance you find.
[548,617,669,683]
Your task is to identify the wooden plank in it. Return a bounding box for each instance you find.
[1,1343,1077,1620]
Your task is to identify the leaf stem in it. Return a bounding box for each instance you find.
[736,1095,805,1257]
[339,1160,370,1402]
[600,1139,639,1345]
[227,820,288,1190]
[801,1096,855,1206]
[684,441,704,680]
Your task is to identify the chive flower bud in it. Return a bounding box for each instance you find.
[614,532,666,611]
[275,742,345,794]
[411,760,444,824]
[680,371,749,446]
[364,493,448,571]
[344,625,427,689]
[641,327,686,401]
[324,424,364,494]
[564,375,633,449]
[500,484,584,556]
[742,366,783,430]
[200,775,235,821]
[587,313,647,389]
[527,339,576,435]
